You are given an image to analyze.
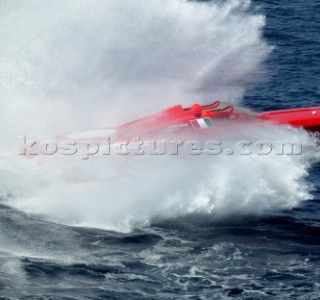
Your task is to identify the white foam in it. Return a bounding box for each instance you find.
[0,0,317,233]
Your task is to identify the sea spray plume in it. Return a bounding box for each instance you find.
[0,0,270,149]
[8,125,316,233]
[1,0,314,233]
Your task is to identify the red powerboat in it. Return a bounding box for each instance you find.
[108,101,320,140]
[22,101,320,159]
[58,101,320,142]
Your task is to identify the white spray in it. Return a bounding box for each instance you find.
[0,0,316,232]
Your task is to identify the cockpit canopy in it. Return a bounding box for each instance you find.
[184,100,258,119]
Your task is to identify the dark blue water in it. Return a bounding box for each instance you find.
[1,1,320,299]
[245,0,320,110]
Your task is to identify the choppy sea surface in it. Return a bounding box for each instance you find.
[0,0,319,299]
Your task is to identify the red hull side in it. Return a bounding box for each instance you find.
[260,107,320,129]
